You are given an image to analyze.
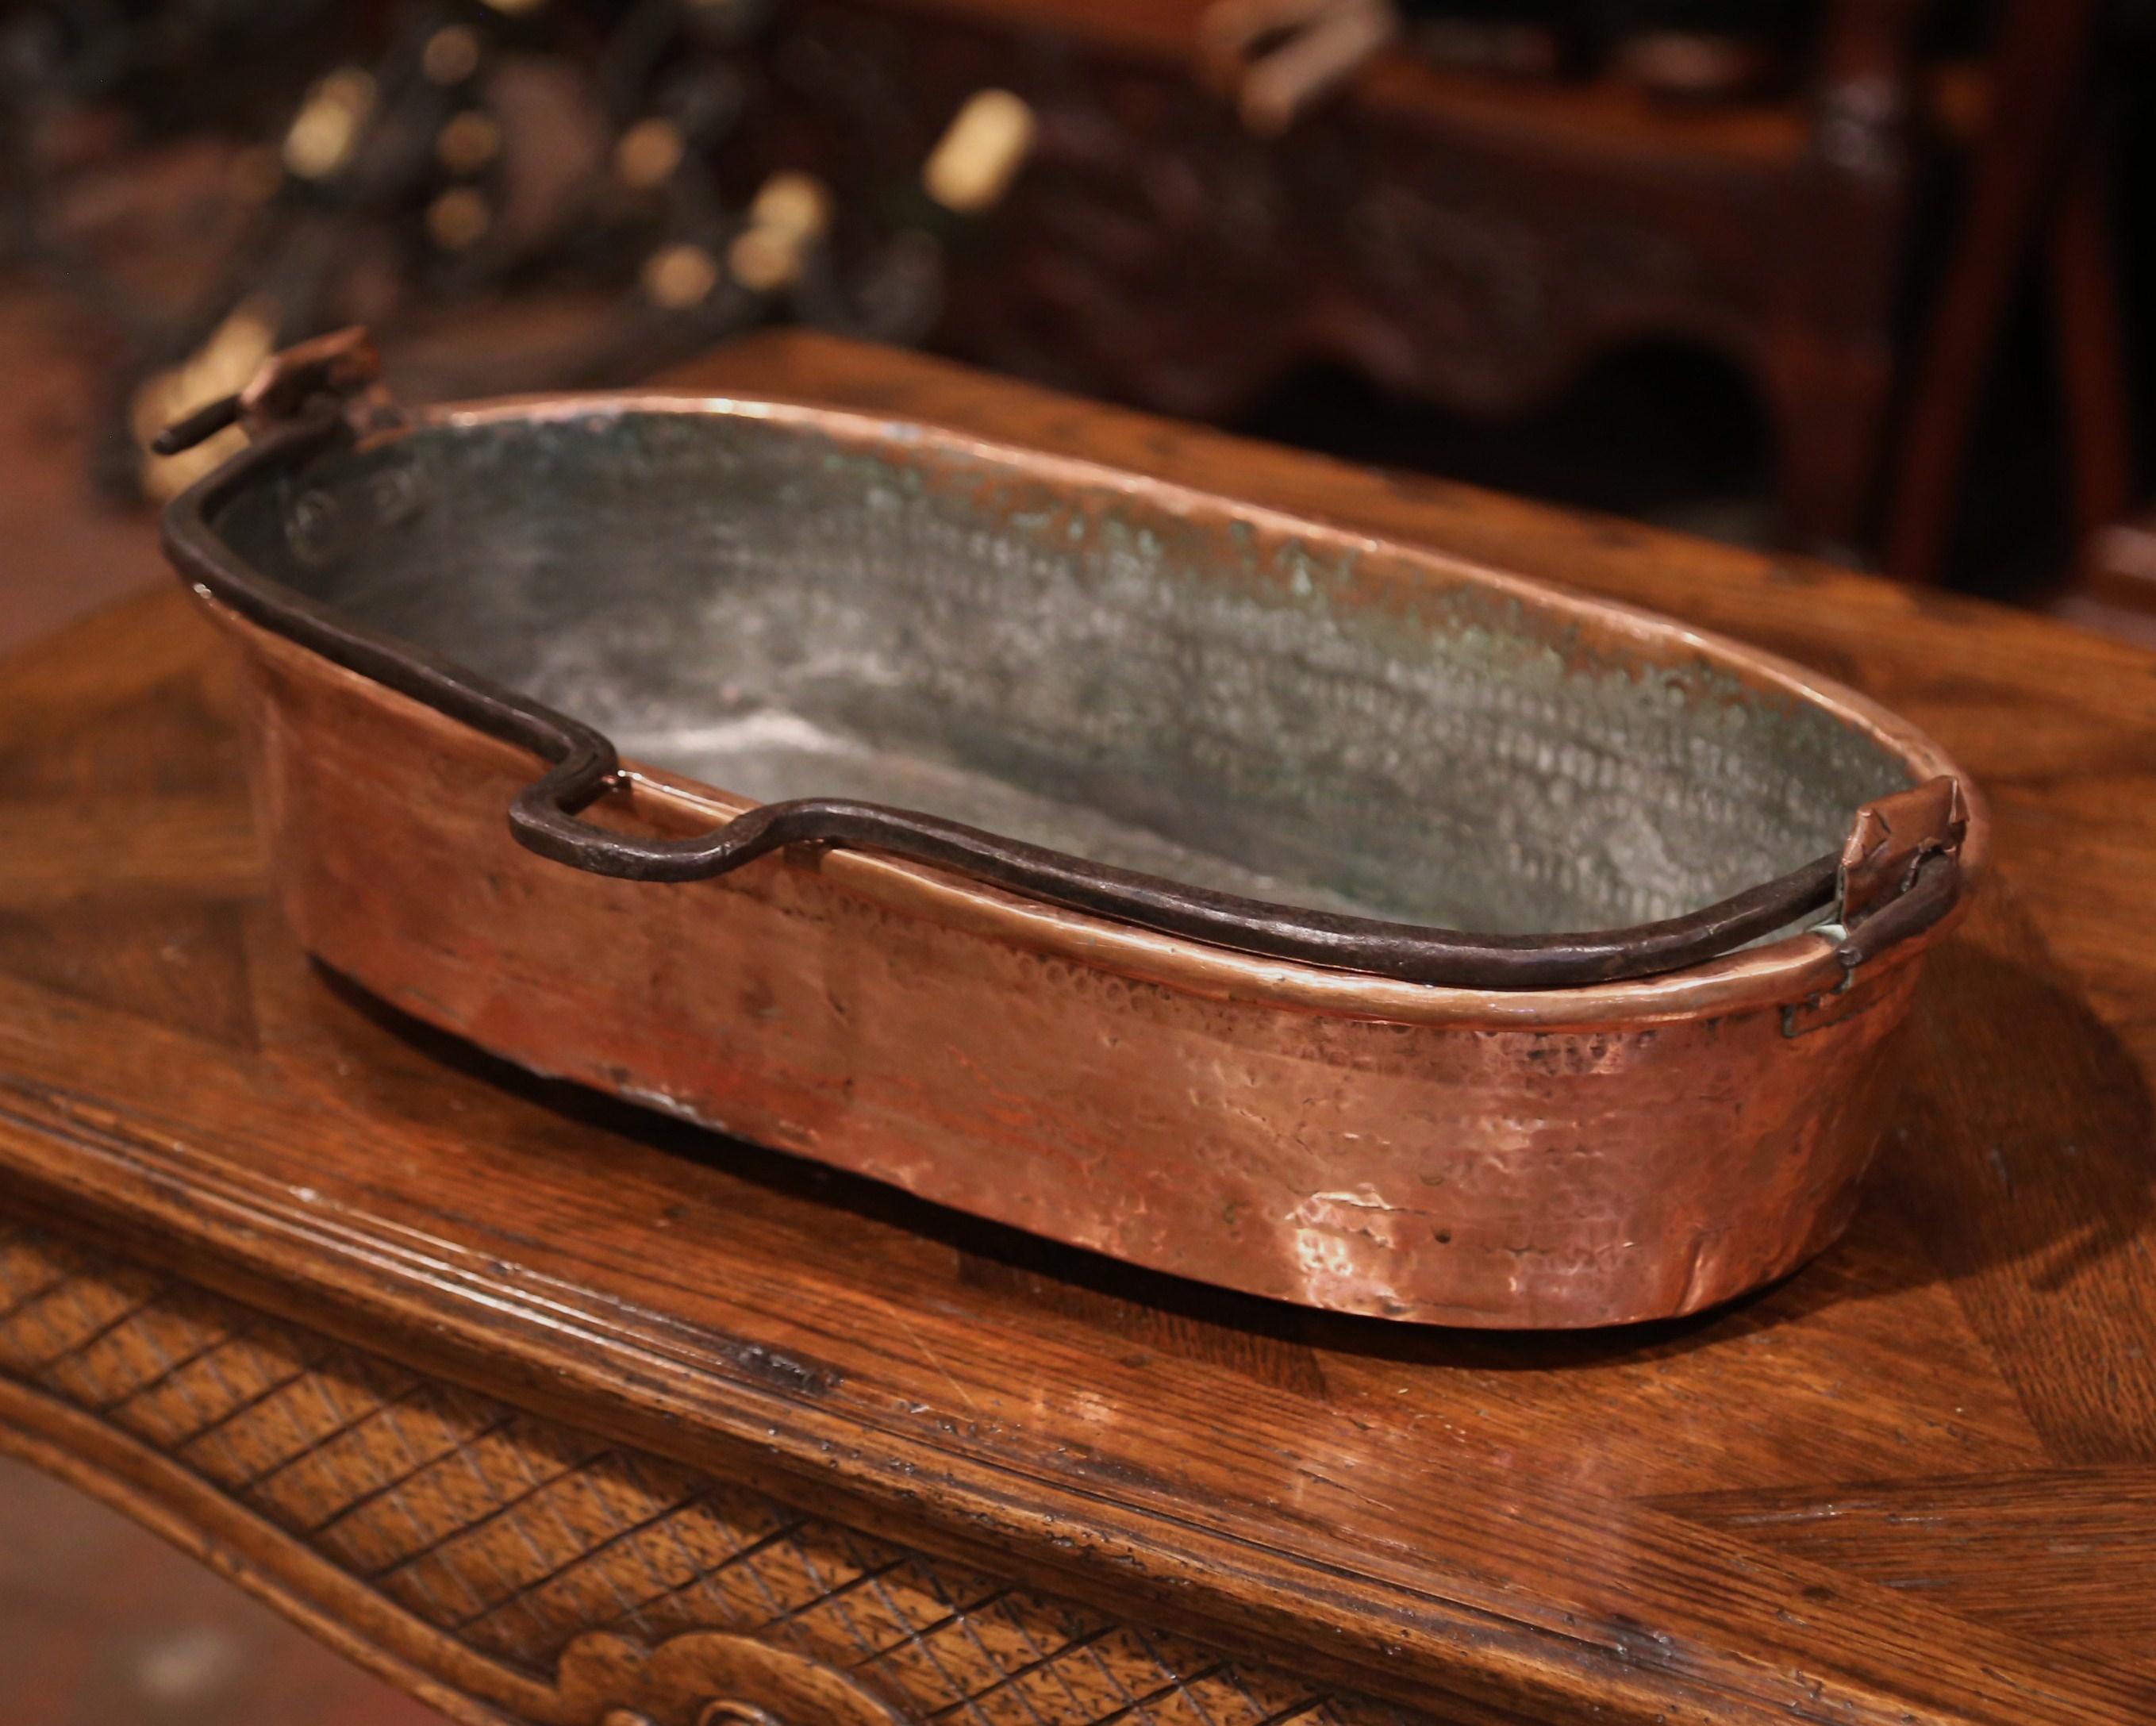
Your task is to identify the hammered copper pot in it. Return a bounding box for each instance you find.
[161,335,1983,1328]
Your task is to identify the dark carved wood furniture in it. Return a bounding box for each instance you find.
[1883,0,2132,590]
[740,0,1937,551]
[5,332,2156,1725]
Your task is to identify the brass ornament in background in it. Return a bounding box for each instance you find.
[644,242,722,308]
[616,117,688,190]
[282,66,377,181]
[922,89,1036,214]
[1197,0,1401,135]
[725,172,832,292]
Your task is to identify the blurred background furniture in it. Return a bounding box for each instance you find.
[6,0,2146,595]
[1883,0,2130,587]
[735,0,1937,554]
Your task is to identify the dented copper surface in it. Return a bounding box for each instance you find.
[161,348,1985,1326]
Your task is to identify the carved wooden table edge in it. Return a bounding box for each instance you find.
[4,330,2154,1726]
[0,1115,1496,1726]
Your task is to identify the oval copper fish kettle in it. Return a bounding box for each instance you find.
[161,333,1985,1328]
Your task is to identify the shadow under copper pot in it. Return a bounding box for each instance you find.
[160,336,1984,1327]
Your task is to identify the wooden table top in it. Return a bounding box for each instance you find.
[5,332,2155,1725]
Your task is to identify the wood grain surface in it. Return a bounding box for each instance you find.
[2,332,2154,1724]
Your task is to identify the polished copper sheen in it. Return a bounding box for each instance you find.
[160,339,1985,1328]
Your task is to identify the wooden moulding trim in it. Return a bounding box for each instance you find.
[0,1370,556,1726]
[0,1094,2115,1726]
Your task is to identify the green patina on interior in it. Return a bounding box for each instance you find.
[211,406,1913,933]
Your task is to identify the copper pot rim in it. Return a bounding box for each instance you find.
[207,387,1985,1029]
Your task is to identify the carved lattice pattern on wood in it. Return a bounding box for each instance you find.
[0,1221,1428,1725]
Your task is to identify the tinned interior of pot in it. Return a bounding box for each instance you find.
[209,408,1915,934]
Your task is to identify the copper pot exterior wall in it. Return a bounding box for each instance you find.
[229,607,1927,1328]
